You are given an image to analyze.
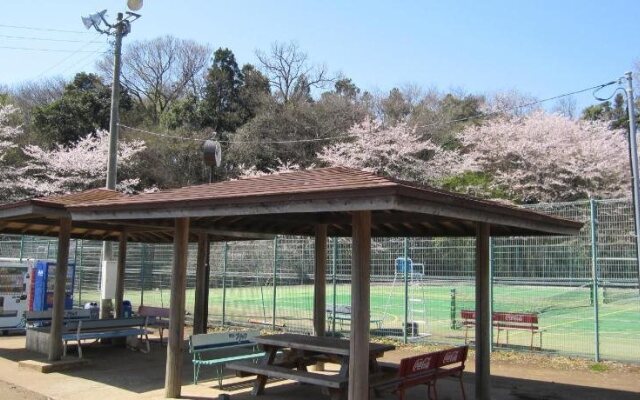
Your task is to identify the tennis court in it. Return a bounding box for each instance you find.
[83,278,639,363]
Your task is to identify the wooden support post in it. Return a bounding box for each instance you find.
[475,222,491,400]
[165,217,190,399]
[314,225,327,337]
[193,233,210,335]
[313,224,328,372]
[349,211,371,400]
[114,231,127,318]
[48,217,71,361]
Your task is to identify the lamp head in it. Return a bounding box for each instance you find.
[81,9,108,30]
[127,0,143,11]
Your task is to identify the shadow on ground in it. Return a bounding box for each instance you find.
[0,336,638,399]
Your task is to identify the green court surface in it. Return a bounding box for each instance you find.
[80,281,640,362]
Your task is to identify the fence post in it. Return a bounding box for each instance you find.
[450,288,457,329]
[18,235,25,262]
[140,243,146,306]
[222,242,228,326]
[590,199,601,362]
[78,240,84,306]
[272,237,279,330]
[403,237,409,344]
[72,240,79,307]
[332,238,337,335]
[489,237,494,353]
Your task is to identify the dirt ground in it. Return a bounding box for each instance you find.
[0,332,638,400]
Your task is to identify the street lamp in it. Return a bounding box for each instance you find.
[80,9,141,190]
[81,6,141,316]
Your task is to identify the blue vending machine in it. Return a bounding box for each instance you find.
[32,260,75,311]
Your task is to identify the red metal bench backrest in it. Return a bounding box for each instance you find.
[461,310,538,329]
[461,309,475,321]
[437,346,468,369]
[397,352,440,386]
[492,312,538,325]
[138,305,170,319]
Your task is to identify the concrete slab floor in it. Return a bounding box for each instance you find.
[0,333,638,400]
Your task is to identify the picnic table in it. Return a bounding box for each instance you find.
[228,333,395,400]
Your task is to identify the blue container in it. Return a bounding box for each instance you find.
[395,257,413,274]
[122,300,132,318]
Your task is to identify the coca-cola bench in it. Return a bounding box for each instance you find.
[373,345,468,400]
[461,310,543,350]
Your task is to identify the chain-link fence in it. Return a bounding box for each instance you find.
[0,198,638,362]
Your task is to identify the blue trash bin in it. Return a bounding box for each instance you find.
[122,300,132,318]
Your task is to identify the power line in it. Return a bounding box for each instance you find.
[35,34,107,78]
[0,45,104,53]
[57,49,105,76]
[119,79,621,146]
[119,125,216,142]
[0,34,90,43]
[119,124,356,144]
[0,23,90,34]
[415,80,618,129]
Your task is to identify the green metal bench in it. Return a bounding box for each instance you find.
[189,330,265,388]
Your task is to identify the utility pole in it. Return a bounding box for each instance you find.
[623,72,640,293]
[101,13,124,268]
[106,13,124,190]
[82,9,141,316]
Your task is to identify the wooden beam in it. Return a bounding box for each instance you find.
[475,222,491,400]
[313,224,327,337]
[165,217,190,398]
[349,211,371,400]
[396,197,581,236]
[193,233,210,335]
[313,225,328,372]
[48,217,71,361]
[70,195,397,221]
[114,231,127,318]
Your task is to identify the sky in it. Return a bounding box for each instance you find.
[0,1,638,111]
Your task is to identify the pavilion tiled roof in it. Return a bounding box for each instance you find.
[0,188,126,210]
[69,167,583,237]
[0,188,268,243]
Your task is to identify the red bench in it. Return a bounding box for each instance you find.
[373,345,468,400]
[461,310,543,350]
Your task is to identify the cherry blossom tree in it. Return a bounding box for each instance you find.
[238,158,306,178]
[453,111,630,203]
[317,119,460,183]
[18,130,146,197]
[0,105,21,193]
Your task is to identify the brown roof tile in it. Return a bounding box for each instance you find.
[71,167,398,208]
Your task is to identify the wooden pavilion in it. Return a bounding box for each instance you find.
[1,168,583,400]
[0,188,271,358]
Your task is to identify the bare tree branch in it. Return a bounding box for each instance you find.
[255,41,334,103]
[98,35,211,124]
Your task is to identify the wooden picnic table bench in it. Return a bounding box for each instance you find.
[137,305,170,343]
[228,333,395,400]
[62,316,151,358]
[325,305,383,330]
[189,330,265,388]
[461,309,543,350]
[373,345,468,400]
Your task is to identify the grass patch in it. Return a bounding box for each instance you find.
[589,363,609,372]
